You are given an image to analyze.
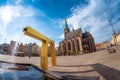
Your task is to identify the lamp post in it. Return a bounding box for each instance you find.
[108,19,117,46]
[5,39,6,44]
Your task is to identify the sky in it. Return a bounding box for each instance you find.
[0,0,120,47]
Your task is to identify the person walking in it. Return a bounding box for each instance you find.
[28,43,32,59]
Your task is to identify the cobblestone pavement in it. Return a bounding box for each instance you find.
[0,49,120,80]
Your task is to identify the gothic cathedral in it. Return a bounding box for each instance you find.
[59,19,96,55]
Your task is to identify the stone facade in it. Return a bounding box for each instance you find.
[111,31,120,45]
[0,40,40,56]
[32,43,40,56]
[96,41,111,51]
[59,19,96,55]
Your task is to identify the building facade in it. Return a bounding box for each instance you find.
[96,41,111,51]
[59,19,96,55]
[0,40,40,56]
[111,31,120,45]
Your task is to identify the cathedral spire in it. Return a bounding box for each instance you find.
[64,18,70,38]
[65,18,68,28]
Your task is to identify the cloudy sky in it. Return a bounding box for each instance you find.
[0,0,120,46]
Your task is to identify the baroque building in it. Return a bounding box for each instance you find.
[32,43,40,56]
[111,31,120,45]
[59,19,96,55]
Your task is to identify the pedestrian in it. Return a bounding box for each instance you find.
[29,54,31,59]
[28,43,32,59]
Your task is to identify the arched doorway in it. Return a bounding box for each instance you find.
[63,43,66,55]
[68,42,71,55]
[68,42,71,50]
[76,39,80,51]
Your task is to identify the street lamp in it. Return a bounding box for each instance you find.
[5,39,7,45]
[108,19,117,46]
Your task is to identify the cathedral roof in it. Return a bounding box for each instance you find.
[82,32,92,39]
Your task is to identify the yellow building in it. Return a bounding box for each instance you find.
[111,32,120,45]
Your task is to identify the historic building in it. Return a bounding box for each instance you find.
[59,19,96,55]
[111,31,120,45]
[96,41,111,51]
[32,43,40,56]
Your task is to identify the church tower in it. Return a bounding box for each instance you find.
[64,18,70,39]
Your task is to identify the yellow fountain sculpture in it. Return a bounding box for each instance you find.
[23,26,56,70]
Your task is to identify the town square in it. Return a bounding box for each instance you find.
[0,0,120,80]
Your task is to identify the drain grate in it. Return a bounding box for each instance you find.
[62,75,99,80]
[91,63,120,80]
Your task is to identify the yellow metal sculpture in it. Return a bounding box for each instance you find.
[23,26,56,70]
